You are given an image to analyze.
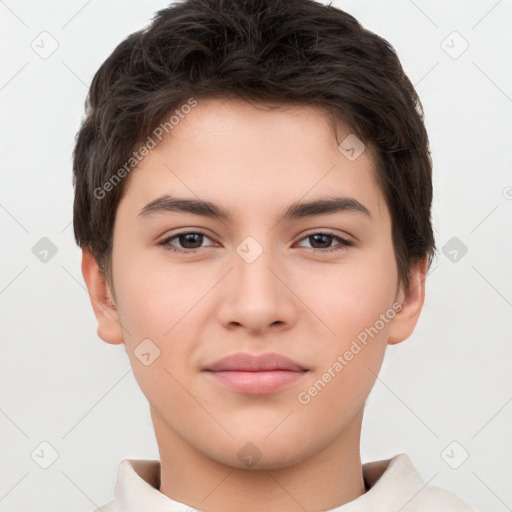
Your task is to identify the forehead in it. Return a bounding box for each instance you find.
[118,97,387,225]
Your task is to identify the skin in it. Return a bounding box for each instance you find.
[82,97,427,511]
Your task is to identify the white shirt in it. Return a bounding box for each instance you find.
[94,453,473,511]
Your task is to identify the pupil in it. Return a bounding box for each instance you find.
[312,234,330,248]
[182,233,202,248]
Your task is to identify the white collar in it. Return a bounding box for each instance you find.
[107,453,469,511]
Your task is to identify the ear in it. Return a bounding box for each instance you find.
[388,255,429,345]
[81,248,124,345]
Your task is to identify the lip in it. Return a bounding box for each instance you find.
[203,353,309,395]
[204,353,308,372]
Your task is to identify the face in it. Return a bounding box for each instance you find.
[95,98,418,470]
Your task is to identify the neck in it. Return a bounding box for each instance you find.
[152,408,366,511]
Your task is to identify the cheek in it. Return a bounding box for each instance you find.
[301,243,398,392]
[114,252,204,342]
[298,274,394,425]
[112,253,209,384]
[310,247,398,336]
[112,261,198,408]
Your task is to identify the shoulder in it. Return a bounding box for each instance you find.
[89,459,162,512]
[362,454,474,511]
[409,485,474,511]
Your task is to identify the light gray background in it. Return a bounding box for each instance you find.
[1,1,511,511]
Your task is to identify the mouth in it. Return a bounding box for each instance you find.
[202,352,309,395]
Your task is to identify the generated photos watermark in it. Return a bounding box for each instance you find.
[297,302,402,405]
[94,97,198,200]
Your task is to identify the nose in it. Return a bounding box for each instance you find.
[216,242,299,335]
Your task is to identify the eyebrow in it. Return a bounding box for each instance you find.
[138,194,371,221]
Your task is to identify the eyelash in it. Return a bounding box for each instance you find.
[159,230,354,254]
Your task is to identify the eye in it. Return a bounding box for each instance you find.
[160,230,214,253]
[159,230,354,254]
[295,231,354,253]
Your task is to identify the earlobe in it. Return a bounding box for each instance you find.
[388,255,429,345]
[81,248,124,345]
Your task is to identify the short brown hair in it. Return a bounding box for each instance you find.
[72,0,435,290]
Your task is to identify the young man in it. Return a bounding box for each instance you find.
[73,0,473,510]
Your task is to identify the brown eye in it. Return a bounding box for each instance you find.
[176,233,204,249]
[296,232,353,252]
[160,231,213,253]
